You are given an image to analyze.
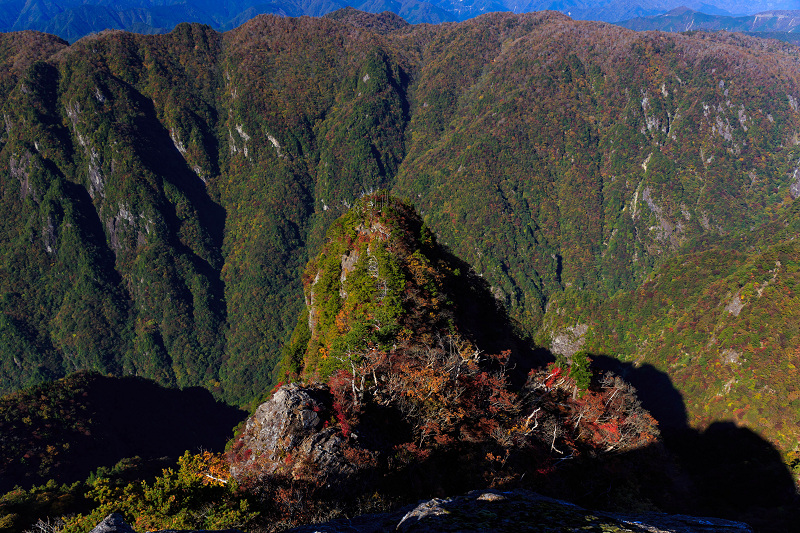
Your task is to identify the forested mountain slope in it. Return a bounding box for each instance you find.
[2,10,800,456]
[389,16,800,452]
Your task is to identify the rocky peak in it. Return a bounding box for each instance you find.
[282,192,458,381]
[281,192,540,385]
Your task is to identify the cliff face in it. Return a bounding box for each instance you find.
[279,193,474,381]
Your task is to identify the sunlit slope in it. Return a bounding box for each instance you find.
[0,17,410,402]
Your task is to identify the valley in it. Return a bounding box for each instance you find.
[1,8,800,531]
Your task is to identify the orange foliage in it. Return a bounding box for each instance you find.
[188,451,231,486]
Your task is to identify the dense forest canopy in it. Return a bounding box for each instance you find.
[0,10,800,460]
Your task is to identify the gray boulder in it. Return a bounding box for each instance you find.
[229,384,356,483]
[89,514,136,533]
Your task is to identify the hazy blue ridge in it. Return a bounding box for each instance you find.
[5,0,800,41]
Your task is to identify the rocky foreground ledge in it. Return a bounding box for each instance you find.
[287,489,753,532]
[90,489,752,533]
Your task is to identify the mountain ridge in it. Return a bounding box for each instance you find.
[617,7,800,33]
[6,0,800,43]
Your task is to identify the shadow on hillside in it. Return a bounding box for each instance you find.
[436,247,552,387]
[317,353,799,532]
[130,86,226,251]
[590,355,688,430]
[285,419,798,532]
[569,354,800,533]
[82,373,246,463]
[1,372,246,491]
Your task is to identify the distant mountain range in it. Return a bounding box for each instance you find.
[618,6,800,33]
[3,0,800,41]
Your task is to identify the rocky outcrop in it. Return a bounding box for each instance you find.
[286,489,753,533]
[89,513,243,533]
[550,323,589,358]
[229,384,356,484]
[90,514,136,533]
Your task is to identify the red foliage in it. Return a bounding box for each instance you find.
[545,365,562,389]
[393,441,432,462]
[334,403,351,438]
[329,370,359,438]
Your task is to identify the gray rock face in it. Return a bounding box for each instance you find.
[550,323,588,358]
[229,384,355,483]
[287,489,754,533]
[90,514,136,533]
